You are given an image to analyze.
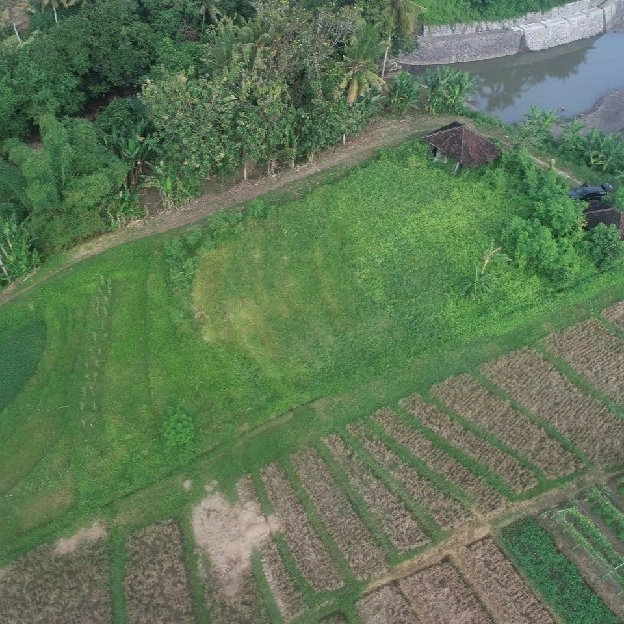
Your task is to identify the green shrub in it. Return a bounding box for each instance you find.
[424,67,477,114]
[387,72,420,116]
[163,406,195,451]
[585,223,624,269]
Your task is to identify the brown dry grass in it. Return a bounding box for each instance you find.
[482,347,624,466]
[323,434,428,554]
[373,409,503,513]
[400,395,537,493]
[124,520,195,624]
[455,537,556,624]
[357,584,420,624]
[400,559,494,624]
[261,463,343,592]
[0,540,111,624]
[291,448,386,579]
[545,319,624,405]
[433,375,580,480]
[348,423,473,531]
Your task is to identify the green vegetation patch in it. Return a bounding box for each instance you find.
[499,518,620,624]
[0,315,47,412]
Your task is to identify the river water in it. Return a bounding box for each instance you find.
[409,30,624,126]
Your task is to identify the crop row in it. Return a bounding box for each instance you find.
[399,394,537,493]
[545,319,624,407]
[456,537,555,624]
[500,518,620,624]
[586,486,624,541]
[347,422,473,531]
[291,448,385,579]
[482,347,624,466]
[124,520,195,624]
[323,434,428,554]
[372,408,504,513]
[433,375,579,479]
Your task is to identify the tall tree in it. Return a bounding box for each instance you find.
[381,0,424,78]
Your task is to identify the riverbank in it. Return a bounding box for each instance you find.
[400,0,624,65]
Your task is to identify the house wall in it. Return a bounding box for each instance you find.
[399,0,624,65]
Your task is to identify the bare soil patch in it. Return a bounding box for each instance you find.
[348,422,473,531]
[54,521,107,555]
[124,519,195,624]
[455,537,556,624]
[357,584,419,624]
[191,480,274,622]
[0,540,112,624]
[433,375,580,479]
[373,409,503,514]
[261,462,343,592]
[291,448,386,579]
[323,434,428,554]
[400,394,537,493]
[483,347,624,466]
[400,559,494,624]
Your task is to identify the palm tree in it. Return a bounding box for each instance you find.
[381,0,425,79]
[36,0,78,23]
[0,0,28,42]
[341,23,386,106]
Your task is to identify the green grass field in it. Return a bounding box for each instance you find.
[2,138,624,561]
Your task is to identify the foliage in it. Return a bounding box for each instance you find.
[464,242,509,298]
[587,487,624,540]
[1,115,127,256]
[386,71,420,116]
[0,213,39,283]
[423,66,477,114]
[500,518,620,624]
[585,223,624,269]
[163,406,195,452]
[513,105,560,148]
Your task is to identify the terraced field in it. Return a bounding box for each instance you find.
[2,308,624,622]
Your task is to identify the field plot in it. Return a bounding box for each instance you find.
[291,448,385,579]
[348,423,473,531]
[456,537,556,624]
[500,518,620,624]
[373,409,503,513]
[587,485,624,541]
[400,559,494,624]
[545,319,624,405]
[356,584,419,624]
[261,463,343,592]
[482,347,624,466]
[400,394,537,493]
[0,537,111,624]
[433,375,580,479]
[124,520,195,624]
[323,434,428,554]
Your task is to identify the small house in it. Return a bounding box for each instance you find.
[424,122,501,172]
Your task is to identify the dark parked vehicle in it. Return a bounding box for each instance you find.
[567,182,615,201]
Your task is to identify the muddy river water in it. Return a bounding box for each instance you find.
[408,29,624,128]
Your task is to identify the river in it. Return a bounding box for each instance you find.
[407,27,624,130]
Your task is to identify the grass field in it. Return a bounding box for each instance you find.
[3,137,624,561]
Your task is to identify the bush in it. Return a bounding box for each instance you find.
[424,67,477,114]
[387,72,420,116]
[163,406,195,451]
[585,223,624,269]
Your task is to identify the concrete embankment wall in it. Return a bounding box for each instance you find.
[400,0,624,65]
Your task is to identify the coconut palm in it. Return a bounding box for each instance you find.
[35,0,78,23]
[341,23,386,106]
[381,0,425,79]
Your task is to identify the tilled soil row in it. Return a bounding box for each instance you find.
[433,375,580,480]
[400,394,538,493]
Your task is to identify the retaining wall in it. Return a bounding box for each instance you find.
[400,0,624,65]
